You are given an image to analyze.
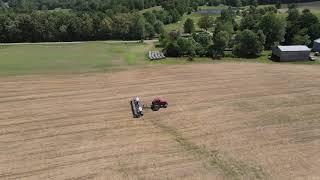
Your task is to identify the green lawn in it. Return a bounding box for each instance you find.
[164,5,228,32]
[140,6,162,13]
[164,13,205,32]
[198,5,229,10]
[272,1,320,18]
[279,1,320,11]
[0,42,151,76]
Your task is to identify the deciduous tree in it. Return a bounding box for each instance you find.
[212,31,230,56]
[197,15,214,31]
[259,12,286,49]
[233,29,264,57]
[184,18,195,34]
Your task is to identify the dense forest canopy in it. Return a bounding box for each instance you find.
[0,0,201,42]
[0,0,319,43]
[1,0,201,12]
[1,0,161,12]
[2,0,320,12]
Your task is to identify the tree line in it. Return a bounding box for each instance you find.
[205,0,320,7]
[1,0,319,43]
[0,0,160,12]
[0,0,202,42]
[0,0,201,13]
[0,11,164,42]
[161,5,320,58]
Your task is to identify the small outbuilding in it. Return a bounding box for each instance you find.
[313,38,320,52]
[272,45,311,61]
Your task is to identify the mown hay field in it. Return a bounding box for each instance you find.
[0,63,319,179]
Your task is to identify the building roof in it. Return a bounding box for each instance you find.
[278,45,310,52]
[315,38,320,43]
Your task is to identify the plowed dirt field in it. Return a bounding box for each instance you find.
[0,63,319,179]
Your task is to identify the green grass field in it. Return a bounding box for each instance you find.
[0,42,318,76]
[164,13,206,32]
[0,42,151,76]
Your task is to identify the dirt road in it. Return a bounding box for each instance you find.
[0,63,319,179]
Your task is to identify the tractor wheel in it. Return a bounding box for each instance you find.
[163,103,168,108]
[152,104,160,111]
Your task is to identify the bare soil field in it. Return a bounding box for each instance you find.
[0,63,319,180]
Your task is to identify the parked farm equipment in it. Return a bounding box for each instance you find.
[130,97,168,118]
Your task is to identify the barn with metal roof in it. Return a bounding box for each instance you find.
[313,38,320,52]
[272,45,311,61]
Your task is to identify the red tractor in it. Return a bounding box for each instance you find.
[151,98,168,111]
[130,97,168,118]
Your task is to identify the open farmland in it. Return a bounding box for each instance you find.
[0,63,319,179]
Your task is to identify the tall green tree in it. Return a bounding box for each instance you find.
[259,12,286,49]
[143,11,156,25]
[212,31,230,56]
[285,8,300,44]
[193,32,212,56]
[184,18,195,34]
[154,20,164,34]
[80,13,94,40]
[299,9,319,31]
[198,15,214,31]
[99,17,113,39]
[134,15,146,40]
[165,42,181,57]
[16,14,33,42]
[177,37,197,57]
[169,9,181,23]
[308,23,320,41]
[233,29,264,57]
[215,21,234,34]
[193,32,212,47]
[292,33,311,45]
[112,13,132,39]
[257,30,266,46]
[145,22,155,39]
